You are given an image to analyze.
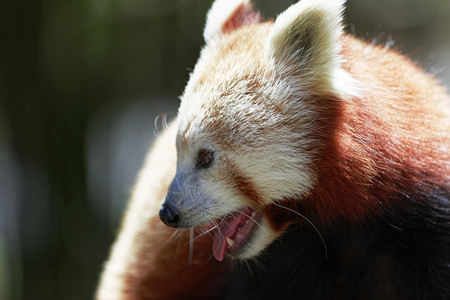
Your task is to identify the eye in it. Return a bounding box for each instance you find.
[196,149,214,169]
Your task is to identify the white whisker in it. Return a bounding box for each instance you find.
[252,257,268,273]
[161,228,182,249]
[193,222,221,240]
[183,183,202,191]
[188,227,194,266]
[273,202,328,261]
[244,260,254,278]
[174,230,184,259]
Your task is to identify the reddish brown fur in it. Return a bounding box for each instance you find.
[221,3,262,35]
[219,159,265,207]
[233,173,265,207]
[231,169,265,208]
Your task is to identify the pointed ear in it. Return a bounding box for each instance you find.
[203,0,262,44]
[265,0,357,97]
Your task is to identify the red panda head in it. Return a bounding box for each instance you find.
[159,0,359,261]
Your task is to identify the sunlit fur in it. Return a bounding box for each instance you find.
[96,123,231,299]
[96,122,178,299]
[97,0,450,298]
[172,0,362,259]
[203,0,261,44]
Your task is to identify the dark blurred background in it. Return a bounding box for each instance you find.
[0,0,449,299]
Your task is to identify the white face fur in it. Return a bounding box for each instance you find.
[159,0,356,260]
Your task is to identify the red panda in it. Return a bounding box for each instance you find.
[97,0,450,299]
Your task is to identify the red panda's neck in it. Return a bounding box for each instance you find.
[302,95,382,223]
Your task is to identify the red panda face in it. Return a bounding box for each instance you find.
[159,28,321,260]
[160,0,358,261]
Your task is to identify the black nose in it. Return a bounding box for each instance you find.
[159,202,180,227]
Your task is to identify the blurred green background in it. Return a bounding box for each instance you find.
[0,0,449,299]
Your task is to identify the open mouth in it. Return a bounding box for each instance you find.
[212,206,262,261]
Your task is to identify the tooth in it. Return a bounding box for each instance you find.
[226,237,235,247]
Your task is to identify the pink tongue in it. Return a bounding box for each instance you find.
[212,208,252,261]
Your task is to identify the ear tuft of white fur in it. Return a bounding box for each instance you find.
[203,0,260,44]
[265,0,359,98]
[267,0,345,61]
